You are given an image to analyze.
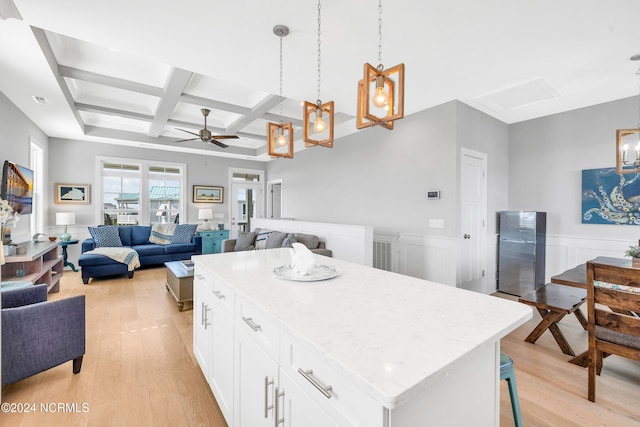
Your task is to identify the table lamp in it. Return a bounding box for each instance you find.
[56,212,75,241]
[198,208,213,230]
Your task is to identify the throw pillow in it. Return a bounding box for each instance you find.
[89,226,123,248]
[171,224,198,244]
[265,231,288,249]
[281,233,297,248]
[255,230,272,250]
[234,231,256,251]
[294,233,320,250]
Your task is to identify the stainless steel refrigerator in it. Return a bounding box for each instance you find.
[498,211,546,296]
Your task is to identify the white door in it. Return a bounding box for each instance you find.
[230,182,263,239]
[460,149,487,293]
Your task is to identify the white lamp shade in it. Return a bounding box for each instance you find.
[198,209,213,220]
[56,212,76,225]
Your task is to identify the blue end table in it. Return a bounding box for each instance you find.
[59,239,79,272]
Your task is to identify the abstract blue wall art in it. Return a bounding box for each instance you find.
[582,167,640,225]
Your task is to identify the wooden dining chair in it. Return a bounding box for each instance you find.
[586,261,640,402]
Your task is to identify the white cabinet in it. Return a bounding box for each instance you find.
[279,370,340,427]
[234,326,279,427]
[210,303,234,422]
[193,269,214,381]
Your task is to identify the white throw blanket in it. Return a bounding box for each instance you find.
[85,247,141,271]
[149,223,176,245]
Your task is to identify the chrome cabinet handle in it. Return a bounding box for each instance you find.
[298,368,333,399]
[242,316,261,332]
[201,302,205,326]
[274,387,284,426]
[264,376,274,418]
[213,290,226,300]
[196,273,204,280]
[203,304,211,330]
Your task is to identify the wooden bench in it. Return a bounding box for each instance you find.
[518,283,587,356]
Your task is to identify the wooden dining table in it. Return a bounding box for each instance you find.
[550,256,637,366]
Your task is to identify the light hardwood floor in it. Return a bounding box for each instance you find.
[2,270,639,426]
[1,267,227,427]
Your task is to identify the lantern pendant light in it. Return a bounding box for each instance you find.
[268,25,294,159]
[356,0,404,130]
[304,0,335,148]
[616,54,640,174]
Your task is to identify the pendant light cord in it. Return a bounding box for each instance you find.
[377,0,383,69]
[279,33,284,126]
[317,0,322,103]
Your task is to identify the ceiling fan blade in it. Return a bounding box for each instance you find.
[174,137,199,143]
[211,135,239,140]
[210,139,229,149]
[176,128,200,137]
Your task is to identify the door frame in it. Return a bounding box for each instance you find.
[459,148,488,293]
[228,167,265,239]
[267,178,283,219]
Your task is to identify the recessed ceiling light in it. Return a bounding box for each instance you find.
[32,96,48,104]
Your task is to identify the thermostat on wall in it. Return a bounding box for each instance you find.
[426,190,440,200]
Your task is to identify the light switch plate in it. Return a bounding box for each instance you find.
[429,219,444,228]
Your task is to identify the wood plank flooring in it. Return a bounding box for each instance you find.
[1,271,639,426]
[1,267,227,427]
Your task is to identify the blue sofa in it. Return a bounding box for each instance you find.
[79,225,202,284]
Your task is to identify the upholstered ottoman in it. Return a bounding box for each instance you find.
[78,253,134,284]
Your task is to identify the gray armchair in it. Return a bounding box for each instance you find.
[2,284,85,385]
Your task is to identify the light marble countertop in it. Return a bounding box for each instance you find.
[193,248,532,408]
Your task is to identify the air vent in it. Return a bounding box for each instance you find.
[474,78,561,112]
[32,96,49,105]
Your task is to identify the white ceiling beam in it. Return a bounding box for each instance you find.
[226,94,281,133]
[75,103,154,122]
[58,65,164,97]
[179,93,252,115]
[31,27,85,133]
[147,67,193,137]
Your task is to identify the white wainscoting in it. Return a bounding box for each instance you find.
[396,233,458,287]
[544,235,632,282]
[252,218,374,266]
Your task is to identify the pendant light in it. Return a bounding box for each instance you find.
[616,54,640,174]
[356,0,404,130]
[268,25,294,159]
[303,0,334,148]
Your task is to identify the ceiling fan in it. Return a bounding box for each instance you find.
[175,108,238,148]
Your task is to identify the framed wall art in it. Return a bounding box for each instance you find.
[193,185,223,203]
[582,167,640,225]
[55,183,90,204]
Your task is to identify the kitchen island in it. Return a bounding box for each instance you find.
[193,248,532,427]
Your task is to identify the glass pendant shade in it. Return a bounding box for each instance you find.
[357,62,404,130]
[303,100,334,148]
[267,122,294,158]
[616,128,640,174]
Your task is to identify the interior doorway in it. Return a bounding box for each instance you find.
[459,148,487,293]
[267,179,283,219]
[228,168,264,239]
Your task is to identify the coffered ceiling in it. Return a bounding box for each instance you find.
[1,0,639,161]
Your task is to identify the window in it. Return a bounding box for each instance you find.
[98,157,185,226]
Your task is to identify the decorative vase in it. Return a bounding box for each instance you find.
[2,225,11,245]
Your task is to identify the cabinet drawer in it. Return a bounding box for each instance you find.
[280,329,382,427]
[211,275,235,316]
[235,296,280,362]
[194,265,215,293]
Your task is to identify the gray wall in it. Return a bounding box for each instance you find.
[267,100,509,238]
[48,138,265,230]
[509,95,637,240]
[0,91,49,242]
